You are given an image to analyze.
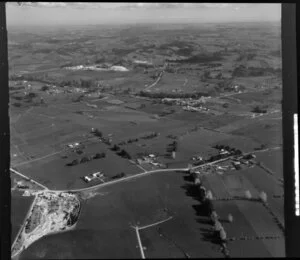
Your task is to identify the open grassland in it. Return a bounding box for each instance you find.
[255,148,283,179]
[10,22,282,258]
[19,167,283,258]
[11,190,35,245]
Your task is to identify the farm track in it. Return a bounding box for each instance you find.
[144,63,166,90]
[11,150,64,168]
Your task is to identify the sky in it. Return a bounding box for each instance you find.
[6,2,281,27]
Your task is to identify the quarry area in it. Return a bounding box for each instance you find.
[11,191,80,258]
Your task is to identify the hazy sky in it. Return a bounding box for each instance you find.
[6,2,281,27]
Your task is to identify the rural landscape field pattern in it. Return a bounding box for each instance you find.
[9,21,284,258]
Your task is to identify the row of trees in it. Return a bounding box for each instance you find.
[117,149,131,159]
[66,152,106,166]
[115,133,158,147]
[141,132,159,140]
[138,90,209,99]
[232,65,282,77]
[110,144,132,159]
[191,174,229,253]
[111,172,126,180]
[252,105,267,114]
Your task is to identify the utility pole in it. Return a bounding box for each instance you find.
[0,2,11,260]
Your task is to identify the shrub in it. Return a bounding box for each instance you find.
[94,152,105,159]
[93,129,103,138]
[66,159,79,166]
[80,157,90,164]
[111,172,126,179]
[111,144,120,151]
[41,85,49,91]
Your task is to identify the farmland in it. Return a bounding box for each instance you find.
[11,190,35,245]
[8,20,283,258]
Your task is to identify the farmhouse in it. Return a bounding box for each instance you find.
[67,142,80,149]
[84,176,92,183]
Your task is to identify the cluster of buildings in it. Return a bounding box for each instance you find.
[162,96,210,106]
[136,154,166,168]
[83,171,104,183]
[66,142,81,149]
[183,105,210,112]
[162,97,212,113]
[64,64,129,72]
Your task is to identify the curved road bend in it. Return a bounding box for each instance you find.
[10,146,280,194]
[64,146,280,193]
[58,155,239,193]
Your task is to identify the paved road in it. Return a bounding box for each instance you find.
[11,145,280,194]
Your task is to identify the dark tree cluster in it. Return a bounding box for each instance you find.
[139,91,209,99]
[111,172,126,180]
[41,85,50,91]
[232,65,281,77]
[91,129,103,138]
[141,132,158,140]
[93,152,106,159]
[117,149,131,159]
[80,79,93,88]
[252,106,267,114]
[111,144,121,151]
[213,145,242,155]
[65,152,106,166]
[166,141,178,156]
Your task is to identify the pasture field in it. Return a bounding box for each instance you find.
[17,143,141,190]
[230,119,282,147]
[18,170,225,258]
[212,200,282,257]
[201,166,284,257]
[20,168,282,258]
[255,148,283,179]
[11,190,35,245]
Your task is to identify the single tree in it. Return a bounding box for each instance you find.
[227,214,233,223]
[214,220,223,232]
[210,210,218,223]
[206,190,213,200]
[259,191,267,203]
[219,228,227,242]
[245,190,252,199]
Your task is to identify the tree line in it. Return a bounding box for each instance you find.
[138,90,209,99]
